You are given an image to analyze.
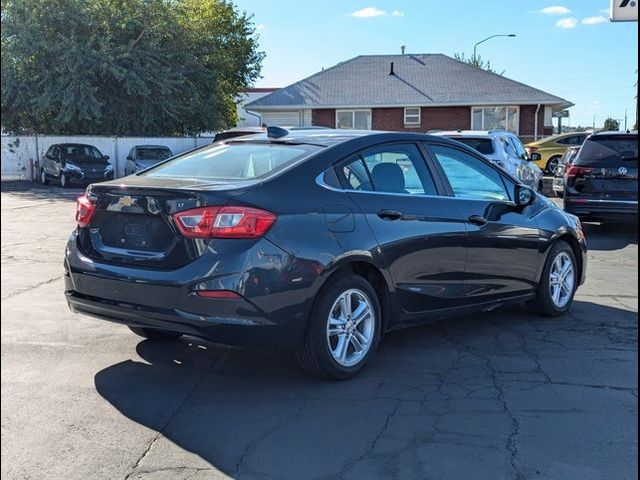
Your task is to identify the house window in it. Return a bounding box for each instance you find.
[471,106,519,133]
[336,110,371,130]
[404,107,421,126]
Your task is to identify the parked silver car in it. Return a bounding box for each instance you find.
[430,130,544,191]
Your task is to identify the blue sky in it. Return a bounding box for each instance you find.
[233,0,638,128]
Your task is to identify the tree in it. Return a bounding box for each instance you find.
[1,0,264,135]
[603,117,621,132]
[453,53,504,75]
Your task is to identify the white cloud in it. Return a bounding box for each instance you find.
[391,10,405,17]
[255,23,266,31]
[537,6,572,15]
[582,15,607,25]
[556,17,578,28]
[349,7,388,18]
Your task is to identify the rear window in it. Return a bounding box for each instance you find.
[141,143,319,180]
[575,136,638,166]
[447,137,494,155]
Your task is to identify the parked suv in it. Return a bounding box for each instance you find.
[552,146,580,198]
[40,143,113,188]
[564,132,638,221]
[125,145,173,175]
[526,132,590,174]
[431,130,543,191]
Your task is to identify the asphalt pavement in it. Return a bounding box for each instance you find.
[1,181,637,480]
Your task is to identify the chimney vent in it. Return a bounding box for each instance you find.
[389,62,395,76]
[401,45,406,54]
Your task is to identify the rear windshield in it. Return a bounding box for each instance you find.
[137,148,172,160]
[575,136,638,166]
[141,143,319,180]
[448,137,494,155]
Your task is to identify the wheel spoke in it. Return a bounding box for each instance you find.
[352,302,371,326]
[339,293,352,319]
[552,285,561,304]
[337,334,349,363]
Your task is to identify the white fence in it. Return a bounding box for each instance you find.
[1,135,215,180]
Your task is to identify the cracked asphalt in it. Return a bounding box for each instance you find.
[1,181,637,480]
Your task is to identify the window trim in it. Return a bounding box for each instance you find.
[403,107,421,127]
[470,106,520,135]
[335,109,372,130]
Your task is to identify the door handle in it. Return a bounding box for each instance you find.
[468,215,488,226]
[377,209,403,221]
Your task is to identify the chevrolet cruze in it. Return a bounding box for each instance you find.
[65,128,587,379]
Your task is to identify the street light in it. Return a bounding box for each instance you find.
[473,34,516,63]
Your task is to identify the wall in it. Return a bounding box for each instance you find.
[1,135,214,180]
[236,89,279,126]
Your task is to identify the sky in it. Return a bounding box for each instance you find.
[233,0,638,129]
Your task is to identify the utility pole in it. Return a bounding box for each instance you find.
[625,108,628,131]
[593,115,596,131]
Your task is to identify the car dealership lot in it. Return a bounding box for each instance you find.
[1,182,637,480]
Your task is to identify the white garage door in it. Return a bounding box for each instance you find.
[261,110,311,127]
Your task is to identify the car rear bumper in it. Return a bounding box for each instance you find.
[564,198,638,218]
[64,231,320,348]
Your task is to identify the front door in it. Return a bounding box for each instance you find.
[426,143,542,300]
[336,142,468,318]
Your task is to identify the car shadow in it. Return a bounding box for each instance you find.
[94,300,638,479]
[582,220,638,251]
[1,180,84,201]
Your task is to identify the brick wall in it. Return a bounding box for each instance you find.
[312,109,336,128]
[311,105,546,141]
[519,105,546,143]
[370,107,471,132]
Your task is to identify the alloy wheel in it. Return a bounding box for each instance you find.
[549,252,575,308]
[326,289,375,367]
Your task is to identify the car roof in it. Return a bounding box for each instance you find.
[591,131,638,136]
[227,128,447,148]
[133,145,171,149]
[58,143,96,148]
[428,130,510,139]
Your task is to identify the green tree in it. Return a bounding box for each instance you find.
[603,117,621,131]
[453,52,504,75]
[1,0,264,135]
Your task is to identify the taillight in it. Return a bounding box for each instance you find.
[172,206,276,239]
[565,165,594,178]
[75,194,96,227]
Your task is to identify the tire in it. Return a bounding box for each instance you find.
[529,241,577,317]
[60,173,69,189]
[546,156,562,175]
[296,273,382,380]
[128,326,182,341]
[40,169,49,185]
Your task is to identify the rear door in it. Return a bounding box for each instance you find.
[336,142,468,315]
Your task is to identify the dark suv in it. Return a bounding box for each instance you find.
[564,132,638,221]
[40,143,113,188]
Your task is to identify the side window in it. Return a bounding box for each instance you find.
[511,136,529,160]
[45,146,54,157]
[501,137,518,158]
[430,144,510,202]
[338,144,437,195]
[557,136,578,145]
[52,146,61,159]
[341,157,372,191]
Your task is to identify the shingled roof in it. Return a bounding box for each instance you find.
[246,54,571,110]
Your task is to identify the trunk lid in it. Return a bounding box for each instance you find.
[79,178,250,268]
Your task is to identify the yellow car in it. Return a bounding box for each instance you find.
[526,132,590,174]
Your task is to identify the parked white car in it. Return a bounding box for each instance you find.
[429,130,544,191]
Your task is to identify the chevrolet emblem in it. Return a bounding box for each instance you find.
[118,196,136,207]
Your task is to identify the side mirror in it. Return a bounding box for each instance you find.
[126,155,132,161]
[515,185,535,206]
[529,153,542,161]
[103,155,110,161]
